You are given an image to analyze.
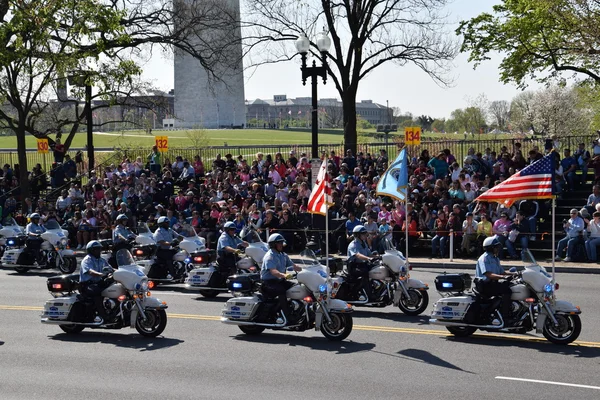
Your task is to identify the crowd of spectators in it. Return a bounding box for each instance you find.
[1,131,600,262]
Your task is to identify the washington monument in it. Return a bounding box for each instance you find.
[174,0,245,128]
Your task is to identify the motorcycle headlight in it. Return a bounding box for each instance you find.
[141,280,149,292]
[544,283,554,296]
[61,238,68,246]
[319,284,328,294]
[7,239,15,246]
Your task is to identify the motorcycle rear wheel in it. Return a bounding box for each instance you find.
[239,326,265,335]
[446,326,477,337]
[543,314,581,345]
[135,309,167,337]
[199,290,219,298]
[59,324,85,334]
[320,313,353,341]
[398,289,429,316]
[58,256,77,274]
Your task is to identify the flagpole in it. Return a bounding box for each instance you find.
[552,196,556,282]
[405,203,409,262]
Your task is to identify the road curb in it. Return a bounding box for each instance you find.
[411,261,600,275]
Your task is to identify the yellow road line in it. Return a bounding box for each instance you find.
[3,305,599,348]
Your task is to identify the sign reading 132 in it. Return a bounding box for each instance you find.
[155,136,168,152]
[404,127,422,145]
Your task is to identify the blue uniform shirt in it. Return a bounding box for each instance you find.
[80,254,110,283]
[475,252,504,281]
[26,222,45,236]
[260,249,294,281]
[347,239,372,263]
[113,225,134,244]
[153,227,178,249]
[217,232,243,256]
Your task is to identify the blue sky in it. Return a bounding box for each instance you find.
[141,0,539,120]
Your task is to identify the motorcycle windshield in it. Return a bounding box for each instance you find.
[137,223,151,234]
[522,249,551,276]
[243,230,263,244]
[297,249,320,266]
[44,220,61,230]
[116,249,136,267]
[2,218,24,233]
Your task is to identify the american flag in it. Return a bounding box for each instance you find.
[308,159,333,215]
[476,152,555,206]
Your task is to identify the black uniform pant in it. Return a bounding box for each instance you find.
[476,279,512,319]
[217,253,237,277]
[26,237,44,262]
[261,279,295,321]
[155,248,177,277]
[81,280,111,320]
[348,262,373,301]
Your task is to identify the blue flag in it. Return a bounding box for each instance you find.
[376,148,408,202]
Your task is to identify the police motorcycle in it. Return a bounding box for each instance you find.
[0,218,26,258]
[2,219,76,274]
[430,248,582,345]
[133,224,208,285]
[222,248,354,341]
[41,249,168,337]
[330,238,429,315]
[185,226,261,298]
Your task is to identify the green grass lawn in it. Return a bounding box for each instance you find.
[0,128,525,150]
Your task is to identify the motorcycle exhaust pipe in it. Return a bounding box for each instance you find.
[220,316,288,328]
[41,318,104,327]
[429,318,505,330]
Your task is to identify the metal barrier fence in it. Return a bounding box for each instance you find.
[0,134,591,174]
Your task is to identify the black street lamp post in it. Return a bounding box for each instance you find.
[295,32,331,159]
[68,73,94,177]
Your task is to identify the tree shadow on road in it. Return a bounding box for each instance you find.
[367,348,474,373]
[232,333,375,354]
[48,331,184,352]
[445,335,600,359]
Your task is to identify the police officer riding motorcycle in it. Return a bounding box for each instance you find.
[474,236,516,322]
[109,214,137,269]
[80,241,113,324]
[260,233,303,325]
[216,221,249,275]
[346,225,378,301]
[152,216,184,279]
[25,213,46,264]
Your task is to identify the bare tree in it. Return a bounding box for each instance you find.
[488,100,510,130]
[240,0,458,154]
[321,100,344,128]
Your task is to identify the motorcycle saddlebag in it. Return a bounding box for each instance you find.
[41,296,78,320]
[227,273,260,292]
[47,274,80,293]
[431,296,474,321]
[222,297,260,321]
[186,266,216,287]
[435,273,472,292]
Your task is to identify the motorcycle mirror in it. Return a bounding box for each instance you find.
[509,267,517,273]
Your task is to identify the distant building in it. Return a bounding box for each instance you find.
[245,95,391,127]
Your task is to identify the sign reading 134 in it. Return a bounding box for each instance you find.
[404,126,422,145]
[155,136,168,152]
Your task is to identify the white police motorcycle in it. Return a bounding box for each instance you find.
[185,226,266,297]
[222,249,354,341]
[0,218,26,258]
[134,224,208,284]
[41,249,168,337]
[2,219,76,274]
[330,239,429,315]
[430,249,582,345]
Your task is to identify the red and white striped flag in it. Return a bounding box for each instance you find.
[308,159,333,215]
[476,152,555,206]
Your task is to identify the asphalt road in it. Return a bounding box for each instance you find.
[1,265,599,400]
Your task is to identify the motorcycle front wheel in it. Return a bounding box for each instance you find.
[135,309,167,337]
[398,289,429,316]
[239,326,265,335]
[14,267,30,274]
[58,256,77,274]
[543,314,581,345]
[320,313,353,341]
